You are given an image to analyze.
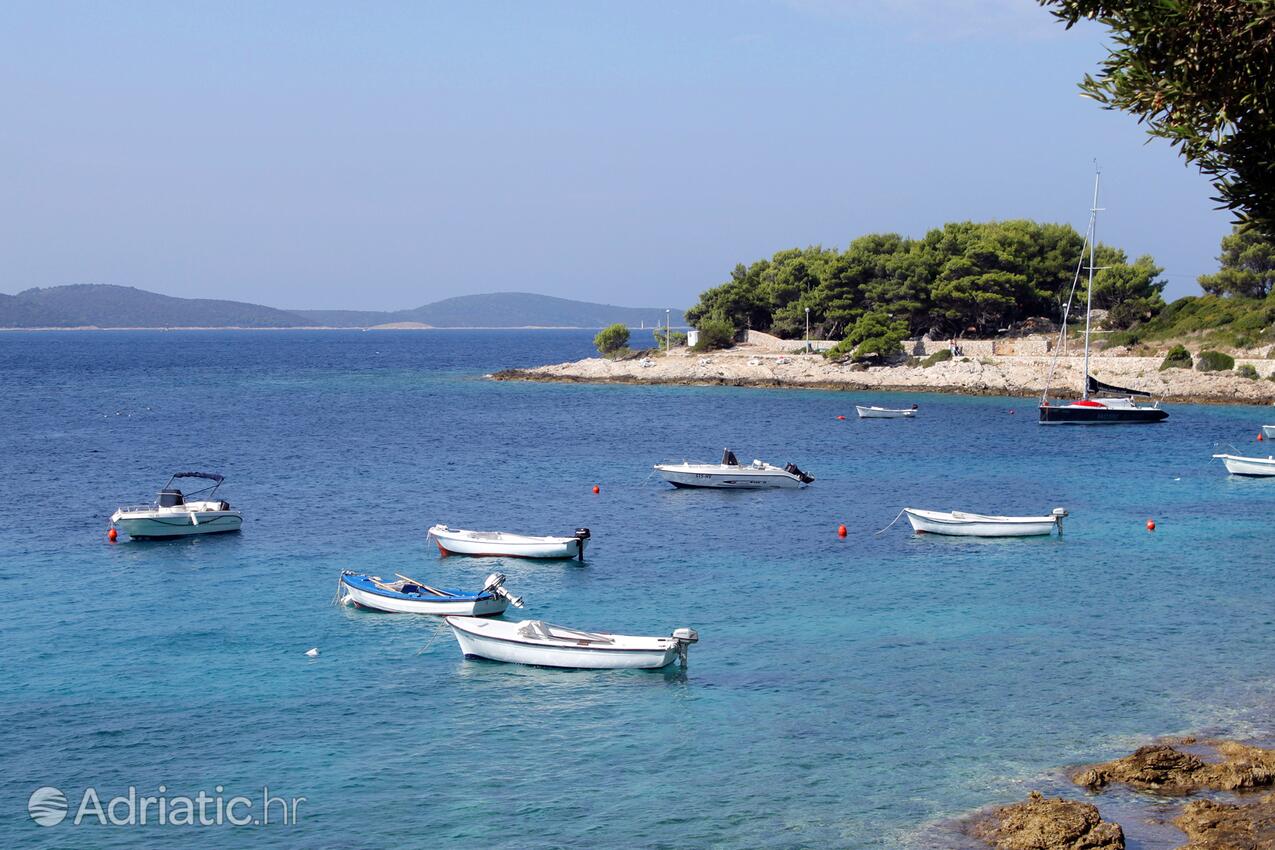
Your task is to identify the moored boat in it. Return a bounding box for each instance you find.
[856,404,917,419]
[653,449,814,489]
[903,507,1068,537]
[428,525,590,560]
[444,616,698,669]
[110,472,243,539]
[1262,425,1275,441]
[339,571,522,615]
[1212,453,1275,477]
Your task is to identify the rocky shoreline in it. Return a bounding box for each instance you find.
[956,738,1275,850]
[491,348,1275,405]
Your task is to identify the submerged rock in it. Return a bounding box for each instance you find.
[1074,741,1275,793]
[1174,795,1275,850]
[968,791,1125,850]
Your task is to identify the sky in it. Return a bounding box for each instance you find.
[0,1,1233,310]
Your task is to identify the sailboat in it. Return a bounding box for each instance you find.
[1039,170,1168,425]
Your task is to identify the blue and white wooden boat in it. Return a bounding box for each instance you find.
[339,571,522,615]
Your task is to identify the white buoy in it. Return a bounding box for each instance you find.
[305,648,319,657]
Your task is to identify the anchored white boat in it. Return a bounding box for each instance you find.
[444,616,698,669]
[856,404,917,419]
[1213,453,1275,477]
[428,525,590,560]
[903,507,1068,537]
[339,571,522,615]
[653,449,814,489]
[110,472,242,539]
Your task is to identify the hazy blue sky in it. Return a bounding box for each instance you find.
[1,1,1232,309]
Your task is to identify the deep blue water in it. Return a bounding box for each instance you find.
[3,330,1275,849]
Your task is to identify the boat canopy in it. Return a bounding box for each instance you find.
[171,471,224,483]
[1086,374,1150,398]
[722,449,739,466]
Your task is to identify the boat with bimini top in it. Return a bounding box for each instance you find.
[110,472,242,539]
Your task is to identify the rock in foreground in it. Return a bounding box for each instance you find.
[1074,741,1275,793]
[968,791,1125,850]
[1175,795,1275,850]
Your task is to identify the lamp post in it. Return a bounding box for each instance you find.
[805,307,810,352]
[666,309,671,353]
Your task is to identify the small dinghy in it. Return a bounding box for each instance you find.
[1213,453,1275,477]
[856,404,917,419]
[428,525,590,560]
[339,571,522,615]
[903,507,1067,537]
[444,616,698,669]
[110,472,242,539]
[1262,425,1275,441]
[653,449,814,489]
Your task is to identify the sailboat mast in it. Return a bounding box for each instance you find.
[1081,169,1100,401]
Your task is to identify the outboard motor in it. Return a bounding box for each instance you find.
[483,572,524,608]
[783,463,816,484]
[671,627,699,667]
[574,528,591,561]
[1051,507,1068,535]
[721,449,739,466]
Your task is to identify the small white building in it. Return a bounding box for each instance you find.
[687,328,700,347]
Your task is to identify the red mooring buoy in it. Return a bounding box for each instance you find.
[836,415,846,421]
[1146,519,1156,532]
[1259,432,1265,442]
[592,485,600,494]
[108,527,118,542]
[837,524,847,538]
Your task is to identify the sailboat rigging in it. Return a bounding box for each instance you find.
[1038,169,1168,425]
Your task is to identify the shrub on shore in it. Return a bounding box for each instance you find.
[1159,344,1193,370]
[1237,363,1260,379]
[1196,350,1235,372]
[691,318,736,351]
[652,328,687,349]
[594,323,630,357]
[825,310,908,362]
[921,349,953,367]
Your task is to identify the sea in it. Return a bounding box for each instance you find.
[3,329,1274,849]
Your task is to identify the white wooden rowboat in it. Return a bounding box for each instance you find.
[444,617,698,669]
[1213,453,1275,477]
[856,405,917,419]
[428,525,590,560]
[904,507,1067,537]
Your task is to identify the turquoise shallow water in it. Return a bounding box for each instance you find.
[3,330,1275,849]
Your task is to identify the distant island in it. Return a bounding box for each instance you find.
[0,285,686,330]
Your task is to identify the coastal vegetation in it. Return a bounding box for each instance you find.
[1195,350,1235,373]
[594,323,630,356]
[1159,345,1192,370]
[690,317,735,352]
[1237,363,1260,379]
[683,219,1166,360]
[1039,1,1275,235]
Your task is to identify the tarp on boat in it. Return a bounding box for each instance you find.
[1086,374,1151,398]
[171,471,224,482]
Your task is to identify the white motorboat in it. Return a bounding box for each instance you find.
[110,472,242,539]
[903,507,1068,537]
[428,525,590,560]
[339,571,522,615]
[856,404,917,419]
[1262,425,1275,440]
[444,616,698,669]
[1213,453,1275,477]
[653,449,814,489]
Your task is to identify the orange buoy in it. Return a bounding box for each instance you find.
[592,485,600,494]
[108,527,118,542]
[1146,519,1156,532]
[1260,432,1265,441]
[837,524,847,537]
[836,415,846,421]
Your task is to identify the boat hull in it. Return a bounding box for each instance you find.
[430,531,584,559]
[1214,454,1275,477]
[111,511,242,539]
[904,509,1058,537]
[340,577,507,615]
[856,406,915,419]
[446,618,682,669]
[654,466,803,489]
[1038,404,1168,425]
[1263,425,1275,441]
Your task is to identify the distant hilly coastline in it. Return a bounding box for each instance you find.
[0,285,685,329]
